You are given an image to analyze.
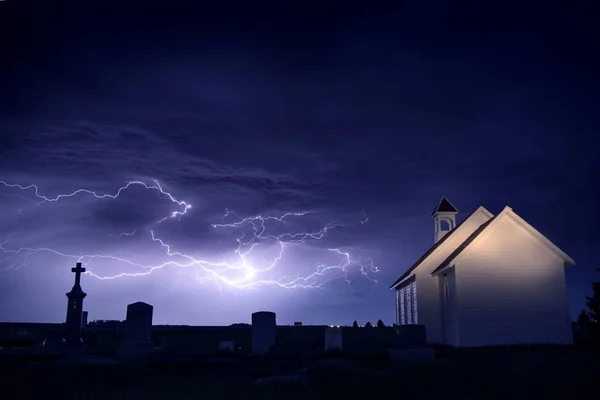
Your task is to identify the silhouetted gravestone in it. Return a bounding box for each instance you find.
[324,327,342,351]
[124,302,153,342]
[115,302,154,363]
[252,311,276,355]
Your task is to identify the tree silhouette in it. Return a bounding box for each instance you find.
[365,321,373,328]
[578,309,591,326]
[376,319,385,328]
[352,320,359,328]
[585,269,600,323]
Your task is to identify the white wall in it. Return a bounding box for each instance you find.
[454,212,573,347]
[411,208,492,344]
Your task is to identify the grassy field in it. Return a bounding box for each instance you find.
[1,345,599,399]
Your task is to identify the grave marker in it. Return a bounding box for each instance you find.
[252,311,276,355]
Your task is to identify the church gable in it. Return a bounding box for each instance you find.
[431,206,575,276]
[431,215,497,275]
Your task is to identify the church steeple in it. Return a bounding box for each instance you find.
[432,197,458,243]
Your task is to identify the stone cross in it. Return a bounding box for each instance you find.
[65,262,87,348]
[71,262,86,286]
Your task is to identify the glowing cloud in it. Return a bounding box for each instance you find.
[0,179,379,291]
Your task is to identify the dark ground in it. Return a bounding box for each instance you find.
[1,346,599,399]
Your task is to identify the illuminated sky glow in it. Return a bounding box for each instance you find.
[0,179,378,289]
[0,1,598,326]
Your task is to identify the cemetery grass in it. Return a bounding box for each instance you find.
[1,345,599,399]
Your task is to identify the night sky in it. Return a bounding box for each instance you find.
[0,1,598,326]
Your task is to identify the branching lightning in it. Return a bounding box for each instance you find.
[360,209,369,224]
[108,229,137,239]
[0,179,378,290]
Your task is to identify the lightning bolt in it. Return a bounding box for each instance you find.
[0,179,378,290]
[360,210,369,224]
[0,180,191,219]
[108,229,137,239]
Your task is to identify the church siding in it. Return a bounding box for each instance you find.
[408,209,493,344]
[453,213,573,347]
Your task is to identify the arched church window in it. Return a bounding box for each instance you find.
[440,219,450,231]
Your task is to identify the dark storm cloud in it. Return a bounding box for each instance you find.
[1,1,598,324]
[91,200,162,229]
[1,121,309,190]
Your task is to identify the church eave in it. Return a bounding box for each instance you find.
[502,207,576,266]
[389,207,479,290]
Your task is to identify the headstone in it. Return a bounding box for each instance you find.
[125,302,153,342]
[115,302,154,364]
[251,311,276,355]
[324,327,342,351]
[294,321,302,326]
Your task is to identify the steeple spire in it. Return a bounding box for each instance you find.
[431,197,458,216]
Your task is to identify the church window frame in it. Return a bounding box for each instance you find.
[397,276,418,325]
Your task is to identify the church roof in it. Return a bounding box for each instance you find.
[431,197,458,216]
[388,208,478,289]
[430,215,497,275]
[390,205,575,290]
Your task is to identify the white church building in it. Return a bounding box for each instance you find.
[390,197,575,347]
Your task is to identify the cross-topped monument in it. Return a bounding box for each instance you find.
[65,262,87,346]
[72,262,86,286]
